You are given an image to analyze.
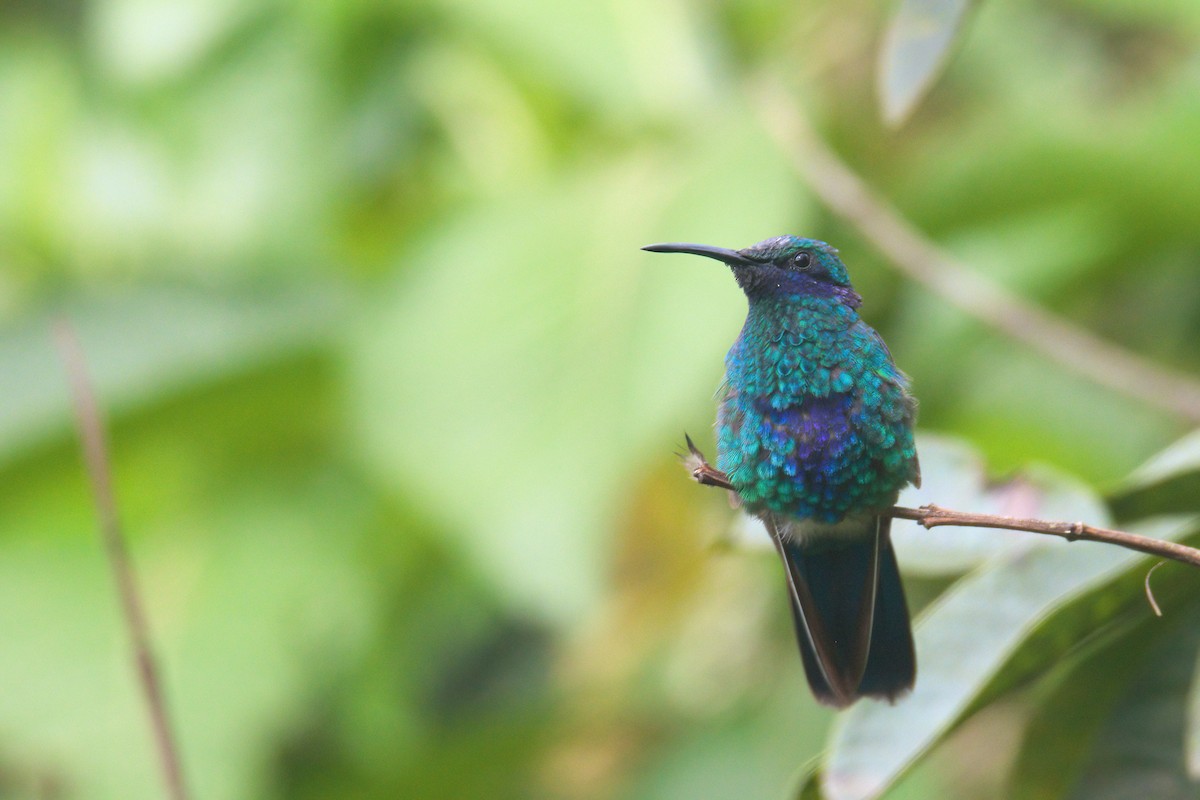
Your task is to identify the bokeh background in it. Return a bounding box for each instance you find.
[3,0,1200,798]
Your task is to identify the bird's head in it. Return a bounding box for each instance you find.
[643,235,855,302]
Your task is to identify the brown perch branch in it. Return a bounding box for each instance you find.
[681,436,1200,570]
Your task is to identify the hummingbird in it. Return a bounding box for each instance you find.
[644,235,919,707]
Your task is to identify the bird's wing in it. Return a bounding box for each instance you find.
[848,321,921,488]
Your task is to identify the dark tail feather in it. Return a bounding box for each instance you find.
[773,515,916,708]
[857,520,916,700]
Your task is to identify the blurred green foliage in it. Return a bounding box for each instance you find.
[2,0,1200,798]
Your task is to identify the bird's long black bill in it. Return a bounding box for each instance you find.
[642,242,756,266]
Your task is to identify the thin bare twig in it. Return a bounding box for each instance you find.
[1144,561,1167,617]
[753,83,1200,424]
[884,506,1200,569]
[682,437,1200,571]
[53,320,190,800]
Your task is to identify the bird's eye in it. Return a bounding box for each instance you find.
[793,252,812,270]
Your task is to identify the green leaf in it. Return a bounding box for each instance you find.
[1010,596,1200,800]
[1066,602,1200,799]
[1110,428,1200,521]
[428,0,716,117]
[972,522,1200,705]
[877,0,980,126]
[0,285,341,466]
[1189,650,1200,780]
[796,768,824,800]
[1008,617,1158,800]
[820,516,1197,800]
[91,0,255,85]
